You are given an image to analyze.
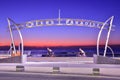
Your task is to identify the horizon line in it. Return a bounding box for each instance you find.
[0,44,120,47]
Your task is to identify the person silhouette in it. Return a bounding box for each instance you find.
[47,48,54,57]
[77,48,86,57]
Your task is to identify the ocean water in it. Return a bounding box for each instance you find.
[0,46,120,57]
[24,46,120,57]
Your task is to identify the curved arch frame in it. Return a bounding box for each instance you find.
[7,18,16,55]
[7,18,24,60]
[107,46,114,58]
[8,16,114,58]
[11,18,115,30]
[97,16,114,56]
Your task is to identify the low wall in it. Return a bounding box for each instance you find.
[27,57,93,62]
[94,54,120,64]
[0,56,22,63]
[0,55,27,63]
[0,65,120,76]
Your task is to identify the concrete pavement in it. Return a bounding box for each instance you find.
[0,71,120,80]
[0,62,120,76]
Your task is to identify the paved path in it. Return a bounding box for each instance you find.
[1,62,120,68]
[0,72,120,80]
[0,62,120,76]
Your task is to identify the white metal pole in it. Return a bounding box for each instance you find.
[11,20,24,56]
[97,16,114,56]
[104,16,114,57]
[7,18,16,55]
[8,18,24,62]
[107,45,114,58]
[58,9,61,25]
[97,21,107,56]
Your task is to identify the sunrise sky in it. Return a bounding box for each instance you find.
[0,0,120,47]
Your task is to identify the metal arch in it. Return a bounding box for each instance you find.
[107,46,114,58]
[7,18,16,55]
[8,17,114,57]
[7,18,24,59]
[104,16,114,57]
[10,18,115,30]
[97,16,114,56]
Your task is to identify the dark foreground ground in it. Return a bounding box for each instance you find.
[0,72,119,80]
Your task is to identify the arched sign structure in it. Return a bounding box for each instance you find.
[7,12,115,58]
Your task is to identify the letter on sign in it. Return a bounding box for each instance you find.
[26,21,34,28]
